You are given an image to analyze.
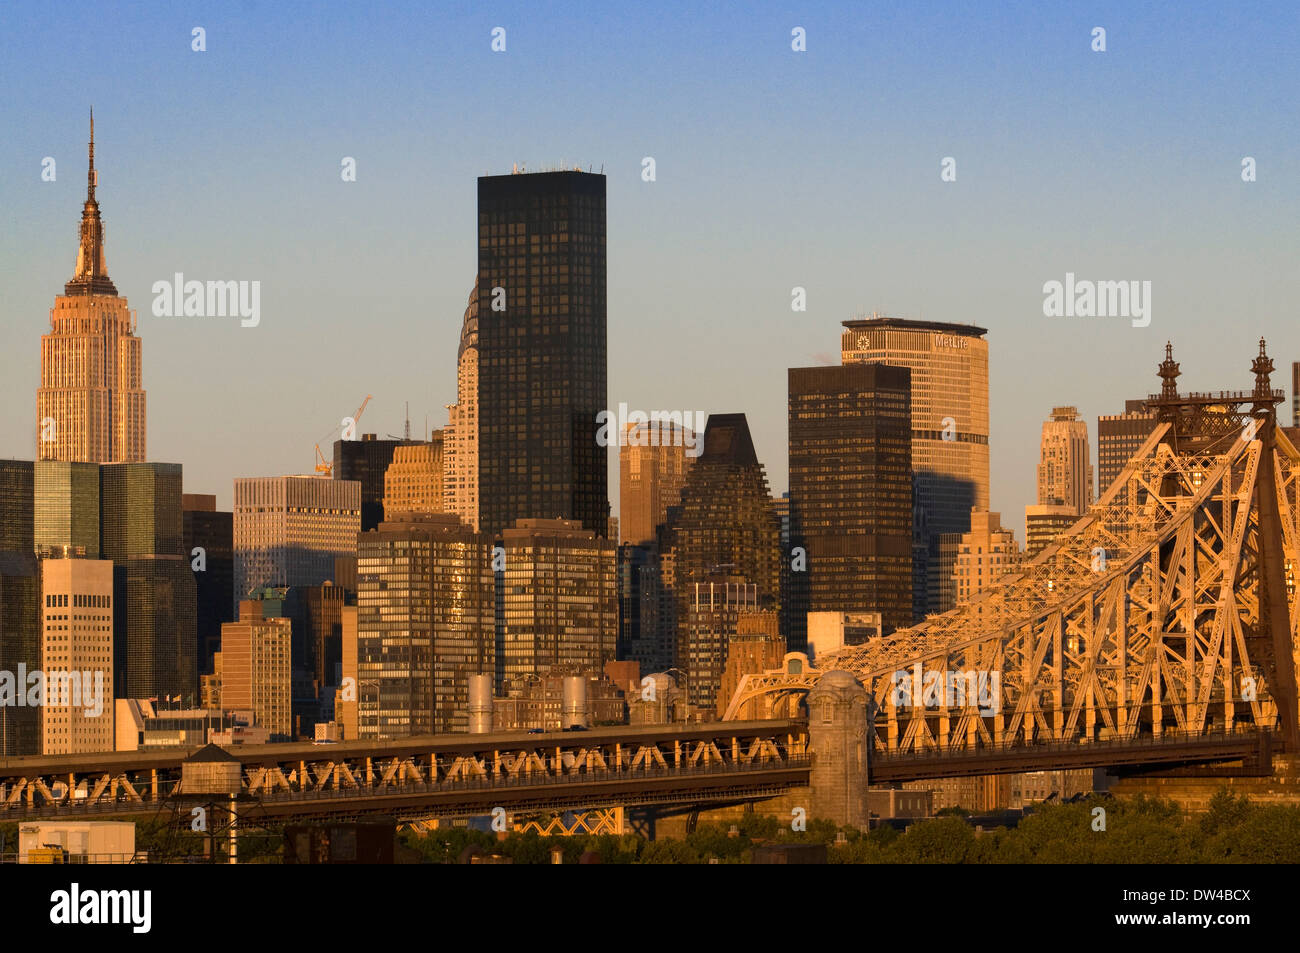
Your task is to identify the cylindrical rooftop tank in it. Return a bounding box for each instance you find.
[468,673,493,734]
[561,676,588,729]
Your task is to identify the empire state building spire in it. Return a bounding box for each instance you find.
[65,107,117,296]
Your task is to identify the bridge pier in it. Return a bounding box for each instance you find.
[806,671,870,828]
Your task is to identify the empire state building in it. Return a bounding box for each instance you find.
[37,111,145,463]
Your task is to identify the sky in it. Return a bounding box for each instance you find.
[2,0,1297,530]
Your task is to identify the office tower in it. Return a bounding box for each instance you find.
[383,436,444,517]
[955,511,1021,608]
[788,363,913,638]
[444,280,480,531]
[219,600,292,741]
[34,461,101,557]
[716,610,784,718]
[0,460,40,756]
[356,513,494,736]
[100,463,196,700]
[931,532,963,615]
[497,518,617,687]
[677,573,759,712]
[841,314,989,621]
[1097,399,1158,494]
[663,414,781,708]
[333,435,406,532]
[806,611,883,661]
[1037,406,1092,516]
[617,541,675,674]
[619,421,695,546]
[183,493,233,676]
[37,113,145,464]
[233,475,361,602]
[1024,503,1077,559]
[476,171,608,538]
[40,556,113,754]
[245,583,344,736]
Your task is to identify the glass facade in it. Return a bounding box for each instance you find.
[476,171,608,538]
[841,316,990,622]
[788,363,914,637]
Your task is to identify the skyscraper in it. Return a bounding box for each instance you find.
[840,315,989,621]
[40,556,113,754]
[444,280,480,531]
[619,421,695,546]
[333,435,406,532]
[383,437,444,517]
[663,414,781,707]
[497,518,617,687]
[183,493,233,676]
[788,363,913,637]
[233,475,361,603]
[1097,399,1158,495]
[0,461,40,756]
[476,171,608,538]
[356,513,494,736]
[1037,406,1092,516]
[955,510,1021,609]
[34,461,101,557]
[37,112,145,464]
[101,462,196,700]
[220,601,292,741]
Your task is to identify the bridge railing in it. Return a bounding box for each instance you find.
[870,725,1272,763]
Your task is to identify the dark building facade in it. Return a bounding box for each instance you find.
[476,171,608,538]
[183,493,233,676]
[100,463,196,701]
[1097,399,1158,495]
[663,414,781,711]
[788,364,914,638]
[0,461,40,755]
[245,582,345,737]
[333,435,409,532]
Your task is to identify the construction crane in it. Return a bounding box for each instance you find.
[314,395,372,475]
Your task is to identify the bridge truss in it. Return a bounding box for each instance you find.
[815,343,1300,760]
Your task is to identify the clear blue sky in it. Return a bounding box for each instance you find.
[2,0,1297,532]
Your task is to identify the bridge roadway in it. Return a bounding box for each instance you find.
[0,720,811,822]
[0,720,1273,823]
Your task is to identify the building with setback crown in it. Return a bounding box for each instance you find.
[443,280,480,531]
[840,315,989,623]
[1037,406,1092,517]
[37,112,145,465]
[788,363,913,639]
[476,171,609,538]
[663,414,781,710]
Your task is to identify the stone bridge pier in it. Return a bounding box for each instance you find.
[806,670,872,828]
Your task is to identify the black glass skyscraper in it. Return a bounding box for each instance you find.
[476,171,608,538]
[788,363,914,637]
[101,463,196,701]
[0,461,39,755]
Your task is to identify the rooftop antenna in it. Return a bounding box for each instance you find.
[404,401,411,441]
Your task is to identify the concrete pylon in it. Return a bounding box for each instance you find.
[806,670,871,828]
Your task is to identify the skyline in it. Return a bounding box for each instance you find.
[3,0,1298,528]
